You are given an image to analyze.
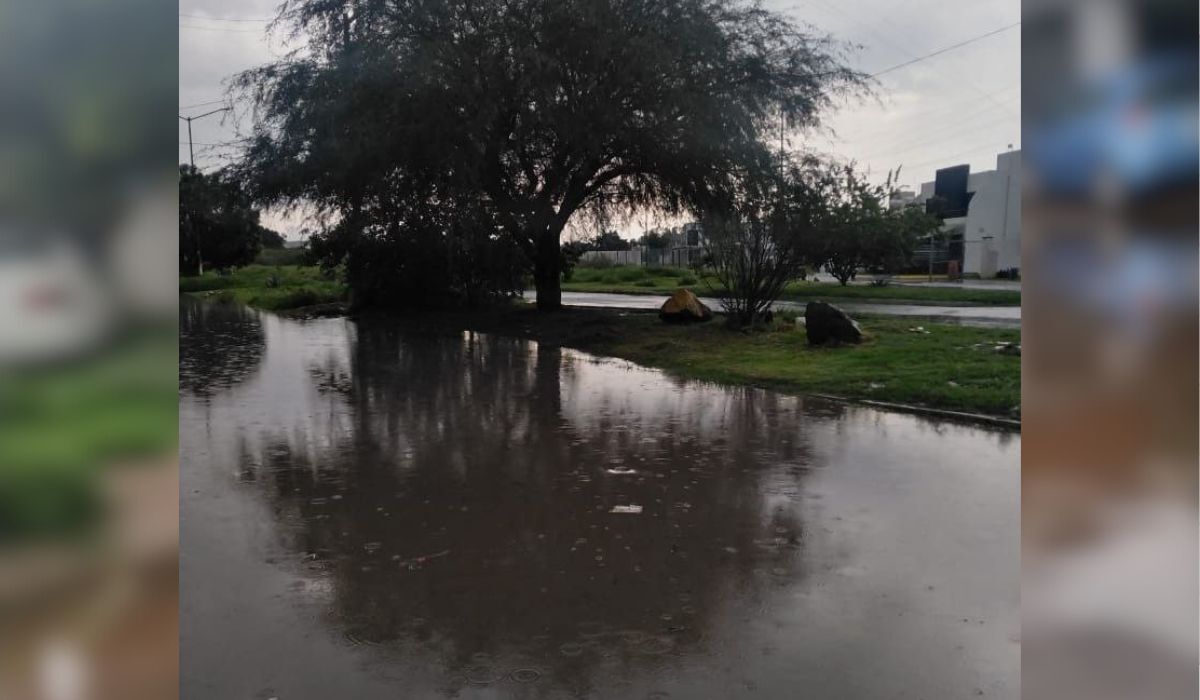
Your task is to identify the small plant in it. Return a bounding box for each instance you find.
[265,273,281,288]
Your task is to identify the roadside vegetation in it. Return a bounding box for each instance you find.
[563,265,1021,305]
[180,264,346,311]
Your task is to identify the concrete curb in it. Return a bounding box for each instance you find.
[810,394,1021,430]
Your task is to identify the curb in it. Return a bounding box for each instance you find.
[810,394,1021,430]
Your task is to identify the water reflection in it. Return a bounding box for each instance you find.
[246,325,822,696]
[179,299,265,396]
[181,304,1019,699]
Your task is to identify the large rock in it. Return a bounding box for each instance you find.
[659,289,713,323]
[804,301,864,345]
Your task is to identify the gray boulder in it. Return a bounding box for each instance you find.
[804,301,864,345]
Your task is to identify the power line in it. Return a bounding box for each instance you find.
[180,23,265,33]
[869,22,1020,78]
[179,13,270,23]
[178,107,231,167]
[180,98,228,110]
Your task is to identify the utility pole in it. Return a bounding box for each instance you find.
[178,106,229,276]
[178,106,229,168]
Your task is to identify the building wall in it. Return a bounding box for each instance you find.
[915,150,1021,276]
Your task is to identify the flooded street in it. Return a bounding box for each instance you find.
[180,300,1019,699]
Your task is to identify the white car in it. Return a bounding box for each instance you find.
[0,229,115,365]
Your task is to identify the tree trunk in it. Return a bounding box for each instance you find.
[532,227,563,311]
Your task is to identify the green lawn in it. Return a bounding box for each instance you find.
[564,265,1021,305]
[180,264,347,311]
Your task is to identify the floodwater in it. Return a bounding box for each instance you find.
[180,299,1020,699]
[556,291,1022,328]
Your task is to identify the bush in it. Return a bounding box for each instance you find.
[615,266,647,282]
[678,275,697,285]
[634,279,657,288]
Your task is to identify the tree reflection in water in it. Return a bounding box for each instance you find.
[239,322,834,695]
[179,298,266,397]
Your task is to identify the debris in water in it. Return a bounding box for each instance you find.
[610,505,643,514]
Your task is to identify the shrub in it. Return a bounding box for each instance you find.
[678,275,698,285]
[634,279,657,288]
[615,266,647,282]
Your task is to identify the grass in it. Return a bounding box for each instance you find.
[564,265,1021,305]
[0,327,178,541]
[180,264,347,311]
[410,305,1021,420]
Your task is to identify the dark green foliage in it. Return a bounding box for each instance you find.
[809,165,941,285]
[591,230,630,252]
[232,0,867,310]
[259,226,286,249]
[179,164,263,275]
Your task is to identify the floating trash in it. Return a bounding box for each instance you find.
[606,467,638,475]
[610,505,643,514]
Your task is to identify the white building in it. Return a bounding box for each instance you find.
[903,150,1021,277]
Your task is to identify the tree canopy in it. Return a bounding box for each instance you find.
[232,0,866,309]
[179,165,263,276]
[811,165,940,285]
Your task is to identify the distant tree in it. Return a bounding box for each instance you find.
[259,226,286,249]
[232,0,867,310]
[813,165,939,285]
[639,229,672,250]
[179,164,262,276]
[591,230,631,251]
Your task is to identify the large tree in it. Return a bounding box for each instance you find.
[232,0,865,310]
[179,165,263,276]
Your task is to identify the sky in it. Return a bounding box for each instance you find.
[179,0,1020,240]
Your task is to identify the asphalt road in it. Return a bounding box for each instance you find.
[554,291,1022,328]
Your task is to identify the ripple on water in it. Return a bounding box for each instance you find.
[509,667,542,683]
[635,636,676,655]
[558,642,584,657]
[618,629,649,646]
[464,666,504,685]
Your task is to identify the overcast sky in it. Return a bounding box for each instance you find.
[180,0,1020,239]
